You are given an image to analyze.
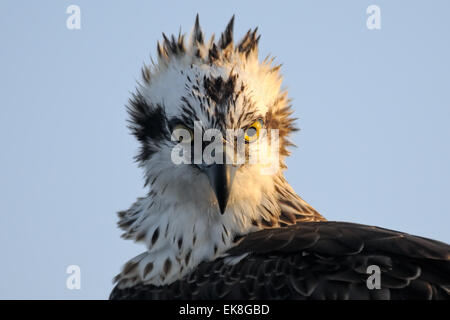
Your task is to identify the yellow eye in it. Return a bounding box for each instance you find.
[172,124,193,143]
[244,119,263,142]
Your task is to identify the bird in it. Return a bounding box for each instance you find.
[110,15,450,300]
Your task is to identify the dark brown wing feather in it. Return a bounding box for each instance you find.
[110,221,450,300]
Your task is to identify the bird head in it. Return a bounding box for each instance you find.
[128,15,296,221]
[115,16,325,288]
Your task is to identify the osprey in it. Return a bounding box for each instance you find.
[110,16,450,300]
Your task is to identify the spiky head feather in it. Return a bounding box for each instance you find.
[129,15,297,166]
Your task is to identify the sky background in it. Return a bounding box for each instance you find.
[0,0,449,299]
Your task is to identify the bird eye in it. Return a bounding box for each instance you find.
[172,124,193,143]
[244,119,263,143]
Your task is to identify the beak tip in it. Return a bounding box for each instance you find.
[218,203,227,215]
[204,164,236,215]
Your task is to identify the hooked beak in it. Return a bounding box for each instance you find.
[204,164,236,214]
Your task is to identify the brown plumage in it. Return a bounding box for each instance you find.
[110,16,450,300]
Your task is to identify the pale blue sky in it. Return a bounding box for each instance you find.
[0,1,449,299]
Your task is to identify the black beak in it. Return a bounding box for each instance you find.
[204,164,236,214]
